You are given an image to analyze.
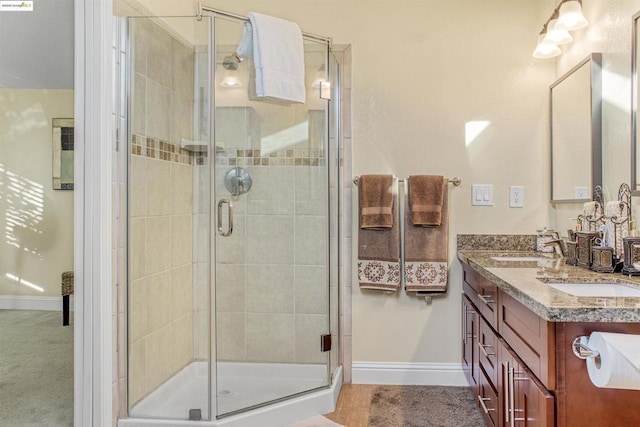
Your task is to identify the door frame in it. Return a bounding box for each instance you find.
[74,0,114,425]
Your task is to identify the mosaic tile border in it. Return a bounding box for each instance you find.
[131,134,200,165]
[131,134,326,167]
[216,147,326,167]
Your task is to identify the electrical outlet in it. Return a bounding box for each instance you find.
[510,186,524,208]
[574,186,589,199]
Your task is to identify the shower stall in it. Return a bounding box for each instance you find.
[120,8,346,426]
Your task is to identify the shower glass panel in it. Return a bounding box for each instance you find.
[127,16,212,421]
[212,15,332,417]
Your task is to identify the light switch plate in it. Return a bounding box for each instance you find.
[472,184,493,206]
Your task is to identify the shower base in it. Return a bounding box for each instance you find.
[121,362,341,427]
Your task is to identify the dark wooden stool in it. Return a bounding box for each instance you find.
[61,271,74,326]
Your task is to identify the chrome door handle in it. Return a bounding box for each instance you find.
[509,366,515,427]
[217,198,233,237]
[504,362,510,424]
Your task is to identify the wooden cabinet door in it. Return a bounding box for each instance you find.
[500,341,554,427]
[462,295,478,388]
[514,364,554,427]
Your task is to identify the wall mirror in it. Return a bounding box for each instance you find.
[52,118,74,190]
[632,12,640,194]
[550,53,602,203]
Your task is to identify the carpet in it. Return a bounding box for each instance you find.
[0,310,74,426]
[289,415,344,427]
[367,385,485,427]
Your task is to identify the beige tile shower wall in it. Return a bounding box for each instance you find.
[128,17,196,406]
[214,162,328,365]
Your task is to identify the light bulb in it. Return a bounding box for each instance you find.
[556,0,588,31]
[543,19,573,45]
[533,34,561,59]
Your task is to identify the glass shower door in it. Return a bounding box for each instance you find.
[127,16,212,421]
[212,15,332,417]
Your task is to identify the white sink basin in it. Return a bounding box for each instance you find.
[547,283,640,297]
[491,256,551,262]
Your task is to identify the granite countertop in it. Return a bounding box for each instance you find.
[458,250,640,323]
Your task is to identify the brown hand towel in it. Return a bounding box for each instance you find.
[359,175,395,229]
[404,178,448,293]
[358,176,401,292]
[408,175,444,227]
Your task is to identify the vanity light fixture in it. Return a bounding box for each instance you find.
[533,0,588,59]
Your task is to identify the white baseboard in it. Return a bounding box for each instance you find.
[352,361,469,386]
[0,295,75,311]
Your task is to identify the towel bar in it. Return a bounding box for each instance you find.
[353,176,462,187]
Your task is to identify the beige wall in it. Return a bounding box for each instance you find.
[0,89,74,297]
[117,0,639,370]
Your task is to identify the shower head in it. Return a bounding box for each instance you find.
[222,53,243,70]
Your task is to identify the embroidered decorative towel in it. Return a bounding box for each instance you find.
[408,175,444,226]
[404,177,448,293]
[358,176,401,292]
[605,201,628,259]
[239,12,306,103]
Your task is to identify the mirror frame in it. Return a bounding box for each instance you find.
[550,53,602,203]
[632,11,640,195]
[52,117,75,190]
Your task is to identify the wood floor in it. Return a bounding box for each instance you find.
[324,384,378,427]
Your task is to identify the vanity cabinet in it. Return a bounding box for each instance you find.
[461,261,640,427]
[462,263,555,427]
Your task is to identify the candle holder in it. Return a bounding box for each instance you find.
[565,241,578,266]
[622,237,640,276]
[576,231,600,268]
[591,246,615,273]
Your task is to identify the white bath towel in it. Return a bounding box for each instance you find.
[239,12,306,103]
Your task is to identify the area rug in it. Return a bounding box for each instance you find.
[367,385,484,427]
[288,415,344,427]
[0,310,74,426]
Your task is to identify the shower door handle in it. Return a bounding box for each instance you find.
[217,199,233,237]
